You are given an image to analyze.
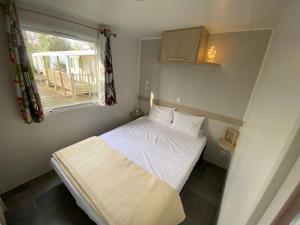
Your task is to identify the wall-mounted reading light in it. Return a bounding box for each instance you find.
[150,92,154,107]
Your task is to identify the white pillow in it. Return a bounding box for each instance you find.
[170,111,205,137]
[148,104,175,126]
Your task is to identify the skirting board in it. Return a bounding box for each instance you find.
[138,95,243,127]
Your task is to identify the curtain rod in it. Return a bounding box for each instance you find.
[0,2,117,37]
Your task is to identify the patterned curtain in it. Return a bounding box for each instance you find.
[102,30,117,106]
[4,0,44,123]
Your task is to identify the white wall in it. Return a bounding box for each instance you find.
[217,0,300,224]
[139,30,271,168]
[258,155,300,225]
[0,9,140,193]
[245,114,300,225]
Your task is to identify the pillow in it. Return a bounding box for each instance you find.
[170,111,205,137]
[148,104,175,126]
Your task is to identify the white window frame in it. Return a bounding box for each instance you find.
[22,26,103,114]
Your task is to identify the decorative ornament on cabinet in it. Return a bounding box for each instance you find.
[206,46,217,63]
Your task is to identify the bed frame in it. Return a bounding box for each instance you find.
[180,145,206,195]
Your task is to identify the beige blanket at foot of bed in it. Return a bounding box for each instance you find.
[52,136,185,225]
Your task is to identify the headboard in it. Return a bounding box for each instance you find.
[138,95,243,127]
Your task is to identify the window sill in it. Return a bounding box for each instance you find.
[45,101,101,115]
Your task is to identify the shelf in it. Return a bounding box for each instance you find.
[155,61,221,66]
[218,138,235,152]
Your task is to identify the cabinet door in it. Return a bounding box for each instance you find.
[160,27,202,63]
[160,30,180,62]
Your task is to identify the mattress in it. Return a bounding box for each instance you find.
[51,117,207,225]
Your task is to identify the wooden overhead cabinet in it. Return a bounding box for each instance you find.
[160,26,209,64]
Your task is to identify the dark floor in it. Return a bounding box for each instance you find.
[2,160,226,225]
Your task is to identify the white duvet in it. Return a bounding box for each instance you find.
[101,117,207,192]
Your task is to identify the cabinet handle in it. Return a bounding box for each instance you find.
[168,58,185,61]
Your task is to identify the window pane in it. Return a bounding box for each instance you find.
[23,30,100,110]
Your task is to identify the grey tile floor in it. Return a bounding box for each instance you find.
[2,160,226,225]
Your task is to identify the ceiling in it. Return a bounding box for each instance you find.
[18,0,287,38]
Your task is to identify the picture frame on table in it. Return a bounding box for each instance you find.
[222,128,239,146]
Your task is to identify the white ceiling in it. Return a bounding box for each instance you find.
[19,0,287,38]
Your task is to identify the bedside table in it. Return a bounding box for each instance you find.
[130,111,145,120]
[218,138,235,152]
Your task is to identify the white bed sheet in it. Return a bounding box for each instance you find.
[51,158,106,225]
[101,117,207,192]
[51,117,207,225]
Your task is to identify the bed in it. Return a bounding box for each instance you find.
[51,117,207,225]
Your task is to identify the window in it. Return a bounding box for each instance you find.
[23,30,103,112]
